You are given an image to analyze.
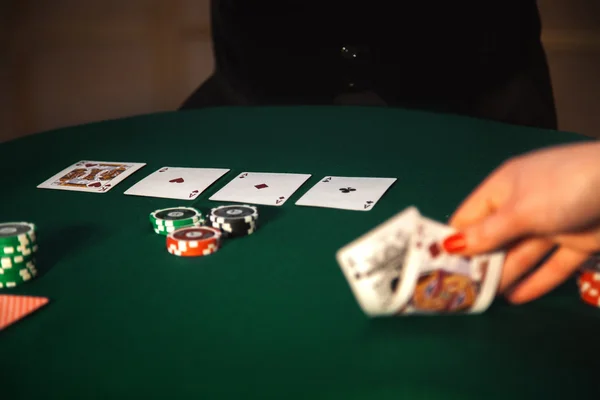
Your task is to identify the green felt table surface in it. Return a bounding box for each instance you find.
[1,106,599,399]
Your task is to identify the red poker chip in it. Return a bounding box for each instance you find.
[166,226,221,257]
[577,271,600,307]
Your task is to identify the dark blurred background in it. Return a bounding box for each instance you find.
[1,0,599,143]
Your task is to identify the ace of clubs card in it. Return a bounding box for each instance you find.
[124,167,230,200]
[295,176,397,211]
[209,172,311,206]
[37,160,146,193]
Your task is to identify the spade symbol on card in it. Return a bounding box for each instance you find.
[87,182,102,188]
[169,178,184,183]
[363,200,374,209]
[239,173,248,179]
[339,187,356,194]
[322,177,332,183]
[159,167,168,173]
[275,196,285,205]
[189,190,199,199]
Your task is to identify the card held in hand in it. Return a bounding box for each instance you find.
[399,217,505,315]
[335,206,421,316]
[336,206,506,317]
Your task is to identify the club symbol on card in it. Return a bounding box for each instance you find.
[189,190,199,199]
[255,183,268,190]
[322,177,332,183]
[339,187,356,194]
[87,182,102,188]
[363,200,374,209]
[275,196,285,205]
[159,168,169,173]
[239,173,249,179]
[169,178,184,183]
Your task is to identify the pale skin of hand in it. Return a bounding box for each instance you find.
[444,141,600,304]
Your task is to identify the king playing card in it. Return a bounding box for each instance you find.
[397,216,505,315]
[37,160,146,193]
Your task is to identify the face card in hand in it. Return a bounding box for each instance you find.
[295,176,396,211]
[400,217,505,315]
[209,172,311,206]
[37,160,146,193]
[335,206,421,316]
[124,167,230,200]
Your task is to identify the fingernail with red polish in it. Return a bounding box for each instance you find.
[443,233,466,253]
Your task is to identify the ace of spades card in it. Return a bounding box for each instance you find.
[124,167,230,200]
[209,172,311,206]
[399,216,505,315]
[37,160,146,193]
[295,176,397,211]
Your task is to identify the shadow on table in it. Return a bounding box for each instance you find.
[216,205,283,248]
[35,224,105,276]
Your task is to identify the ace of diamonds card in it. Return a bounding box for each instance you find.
[209,172,311,206]
[37,160,146,193]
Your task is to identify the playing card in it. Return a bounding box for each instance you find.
[209,172,311,206]
[37,160,146,193]
[124,167,230,200]
[0,294,49,330]
[398,216,505,315]
[335,206,421,316]
[295,176,396,211]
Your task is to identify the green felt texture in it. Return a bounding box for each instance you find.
[1,106,598,399]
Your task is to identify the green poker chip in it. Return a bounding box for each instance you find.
[0,222,38,258]
[0,256,38,289]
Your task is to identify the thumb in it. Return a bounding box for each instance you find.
[443,207,528,255]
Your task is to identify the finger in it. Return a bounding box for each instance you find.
[443,203,529,256]
[506,246,588,304]
[553,228,600,254]
[498,238,555,293]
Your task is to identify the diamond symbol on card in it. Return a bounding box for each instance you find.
[255,183,268,190]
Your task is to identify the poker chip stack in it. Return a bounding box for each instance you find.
[149,207,205,235]
[577,255,600,307]
[0,222,39,289]
[208,205,259,238]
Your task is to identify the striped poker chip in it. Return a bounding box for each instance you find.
[153,221,204,236]
[578,270,600,307]
[1,252,36,269]
[0,222,37,253]
[209,205,258,224]
[210,220,257,238]
[166,226,221,257]
[150,207,204,227]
